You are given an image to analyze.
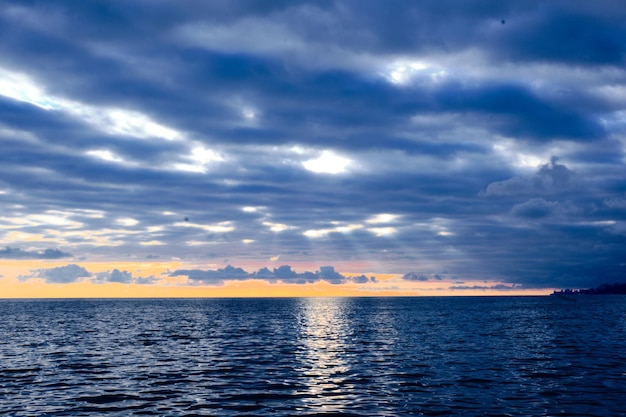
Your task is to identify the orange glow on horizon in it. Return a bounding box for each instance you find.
[0,260,553,298]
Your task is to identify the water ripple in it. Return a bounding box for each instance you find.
[1,297,626,416]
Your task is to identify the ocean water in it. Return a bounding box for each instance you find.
[1,296,625,416]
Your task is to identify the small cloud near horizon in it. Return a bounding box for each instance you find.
[0,247,73,259]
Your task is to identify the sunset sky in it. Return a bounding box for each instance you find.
[1,0,625,297]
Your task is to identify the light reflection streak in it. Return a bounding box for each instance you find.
[294,298,405,413]
[296,298,354,412]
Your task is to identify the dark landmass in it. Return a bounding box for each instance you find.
[552,282,626,296]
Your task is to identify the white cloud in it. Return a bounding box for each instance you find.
[367,227,397,237]
[116,217,139,227]
[381,56,449,86]
[5,211,84,229]
[171,144,223,174]
[175,221,234,233]
[185,240,217,246]
[303,224,363,238]
[242,206,258,212]
[302,150,351,174]
[96,108,181,141]
[366,214,398,224]
[0,66,183,141]
[263,221,295,232]
[86,149,127,164]
[140,240,165,246]
[0,67,56,110]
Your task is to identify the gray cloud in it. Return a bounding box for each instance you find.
[402,272,445,282]
[510,198,582,220]
[484,157,575,196]
[450,284,524,291]
[402,272,429,282]
[19,265,159,285]
[94,268,134,284]
[349,274,376,284]
[171,265,349,285]
[23,264,91,284]
[0,247,73,259]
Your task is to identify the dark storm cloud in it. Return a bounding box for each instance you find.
[0,246,72,259]
[1,0,625,291]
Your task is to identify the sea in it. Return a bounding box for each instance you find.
[1,296,625,416]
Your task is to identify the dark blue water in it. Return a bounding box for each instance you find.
[1,296,625,416]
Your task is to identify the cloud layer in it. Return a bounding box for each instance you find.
[19,263,372,287]
[1,1,626,290]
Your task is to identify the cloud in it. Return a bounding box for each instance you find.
[134,275,159,285]
[93,269,158,285]
[170,265,250,285]
[402,272,444,282]
[24,264,91,284]
[318,265,345,284]
[510,198,581,220]
[0,246,73,259]
[19,264,158,285]
[170,264,350,285]
[402,272,429,281]
[450,283,523,291]
[493,7,626,67]
[94,268,134,284]
[484,157,575,196]
[435,83,605,142]
[349,274,376,284]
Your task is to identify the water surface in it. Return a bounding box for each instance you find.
[1,296,625,416]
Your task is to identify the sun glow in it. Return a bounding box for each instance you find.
[0,259,554,298]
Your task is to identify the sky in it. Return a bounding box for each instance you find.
[1,0,626,297]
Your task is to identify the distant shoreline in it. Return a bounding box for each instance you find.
[551,282,626,296]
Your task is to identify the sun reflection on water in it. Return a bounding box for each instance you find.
[296,297,355,412]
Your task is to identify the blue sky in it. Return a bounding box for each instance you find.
[1,0,626,292]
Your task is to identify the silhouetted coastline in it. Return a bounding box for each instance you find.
[552,282,626,296]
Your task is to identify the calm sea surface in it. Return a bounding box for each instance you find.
[1,296,625,416]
